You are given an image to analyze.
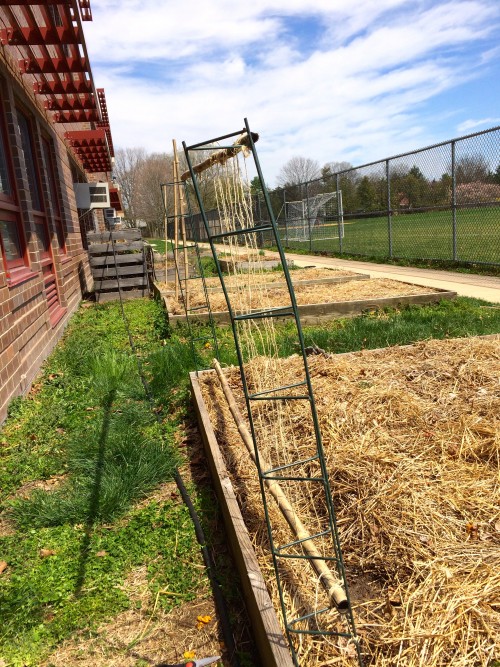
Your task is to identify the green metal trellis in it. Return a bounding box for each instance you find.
[182,118,363,666]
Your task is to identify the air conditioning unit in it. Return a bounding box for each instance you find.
[104,207,116,219]
[73,182,111,209]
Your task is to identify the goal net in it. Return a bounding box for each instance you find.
[284,191,343,243]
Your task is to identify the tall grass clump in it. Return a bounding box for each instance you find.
[9,347,179,529]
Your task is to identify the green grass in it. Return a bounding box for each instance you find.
[0,299,206,665]
[145,237,169,254]
[280,206,500,266]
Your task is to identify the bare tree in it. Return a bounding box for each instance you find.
[114,147,146,226]
[276,156,321,187]
[135,152,173,237]
[322,161,353,177]
[454,154,490,184]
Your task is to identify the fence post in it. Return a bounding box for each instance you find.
[283,188,288,246]
[336,173,343,255]
[386,159,392,259]
[451,140,457,261]
[305,181,312,252]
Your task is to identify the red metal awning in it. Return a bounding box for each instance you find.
[0,1,115,173]
[64,128,112,173]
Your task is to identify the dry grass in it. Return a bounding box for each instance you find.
[41,568,222,666]
[199,335,500,666]
[168,278,438,315]
[203,266,360,288]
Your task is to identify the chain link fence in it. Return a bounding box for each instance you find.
[186,126,500,266]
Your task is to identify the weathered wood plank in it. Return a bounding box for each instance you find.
[94,276,148,290]
[167,289,457,325]
[88,241,144,254]
[190,371,294,667]
[90,254,144,267]
[90,264,146,278]
[87,230,142,243]
[96,288,147,303]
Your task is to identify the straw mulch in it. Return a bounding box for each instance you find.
[169,278,439,315]
[199,335,500,666]
[202,267,360,288]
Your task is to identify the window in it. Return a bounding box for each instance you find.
[0,215,24,269]
[42,137,66,254]
[17,110,43,212]
[0,125,12,197]
[0,99,28,278]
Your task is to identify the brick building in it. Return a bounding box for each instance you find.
[0,1,121,422]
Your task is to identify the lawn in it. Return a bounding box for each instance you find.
[0,300,246,667]
[280,206,500,265]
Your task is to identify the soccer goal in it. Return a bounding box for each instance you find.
[284,191,344,243]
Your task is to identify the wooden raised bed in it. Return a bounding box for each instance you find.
[191,336,500,666]
[163,278,456,325]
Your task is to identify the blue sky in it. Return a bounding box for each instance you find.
[84,0,500,186]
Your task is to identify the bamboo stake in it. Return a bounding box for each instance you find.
[212,359,349,612]
[172,140,180,300]
[162,183,168,289]
[180,177,190,311]
[173,140,189,309]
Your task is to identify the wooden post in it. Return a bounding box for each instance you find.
[172,140,180,300]
[163,183,168,288]
[173,140,189,309]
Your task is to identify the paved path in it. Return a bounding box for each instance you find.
[268,252,500,304]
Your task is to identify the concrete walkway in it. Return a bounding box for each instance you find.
[268,252,500,304]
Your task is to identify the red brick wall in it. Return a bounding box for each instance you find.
[0,54,93,422]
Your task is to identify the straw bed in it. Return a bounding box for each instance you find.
[169,278,438,315]
[202,266,360,287]
[199,335,500,666]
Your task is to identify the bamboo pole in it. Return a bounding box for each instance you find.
[172,140,180,300]
[180,177,190,311]
[162,183,168,289]
[173,140,189,308]
[212,359,349,612]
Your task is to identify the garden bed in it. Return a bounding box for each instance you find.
[192,334,500,665]
[164,277,456,324]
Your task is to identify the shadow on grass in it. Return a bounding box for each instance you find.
[74,389,115,596]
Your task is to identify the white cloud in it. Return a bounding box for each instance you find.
[86,0,500,185]
[457,118,500,133]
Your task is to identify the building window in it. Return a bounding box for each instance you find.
[17,110,43,212]
[42,137,66,254]
[0,215,24,269]
[0,126,12,197]
[0,99,28,278]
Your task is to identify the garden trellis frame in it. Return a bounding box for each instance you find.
[182,119,363,666]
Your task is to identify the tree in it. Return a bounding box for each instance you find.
[357,176,378,211]
[114,147,146,226]
[135,152,172,237]
[321,161,353,182]
[276,156,321,187]
[454,154,489,184]
[490,164,500,185]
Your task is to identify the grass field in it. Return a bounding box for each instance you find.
[280,206,500,265]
